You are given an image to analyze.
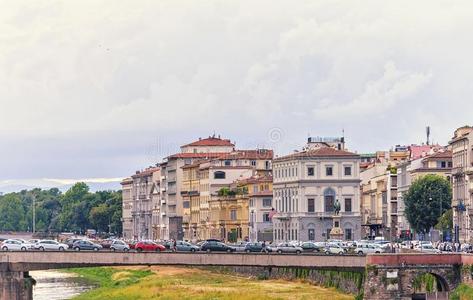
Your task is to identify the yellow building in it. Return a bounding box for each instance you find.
[181,161,202,241]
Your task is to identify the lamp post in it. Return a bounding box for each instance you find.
[32,194,36,234]
[250,210,255,242]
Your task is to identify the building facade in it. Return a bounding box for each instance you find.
[272,146,362,243]
[121,178,133,239]
[450,126,473,243]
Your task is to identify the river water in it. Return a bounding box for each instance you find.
[31,270,94,300]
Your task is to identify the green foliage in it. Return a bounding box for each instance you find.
[404,174,452,234]
[435,209,453,231]
[412,273,437,292]
[450,283,473,300]
[0,183,122,235]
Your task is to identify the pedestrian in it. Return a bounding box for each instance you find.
[173,239,177,252]
[262,240,267,253]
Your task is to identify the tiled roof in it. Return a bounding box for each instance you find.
[216,149,273,160]
[424,150,452,160]
[275,147,359,161]
[131,167,160,178]
[167,153,224,159]
[182,137,235,147]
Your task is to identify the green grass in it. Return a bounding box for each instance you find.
[68,266,354,300]
[450,283,473,300]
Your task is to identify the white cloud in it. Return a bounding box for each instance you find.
[0,1,473,180]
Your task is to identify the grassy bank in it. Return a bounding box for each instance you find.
[450,283,473,300]
[68,266,354,300]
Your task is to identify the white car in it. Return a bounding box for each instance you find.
[35,240,68,251]
[13,239,35,250]
[355,243,383,255]
[275,243,303,254]
[417,244,440,253]
[325,243,345,255]
[1,239,30,251]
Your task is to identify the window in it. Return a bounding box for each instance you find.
[345,198,352,212]
[263,213,270,222]
[324,188,335,212]
[307,198,315,212]
[184,159,192,165]
[326,166,333,176]
[230,210,237,220]
[214,171,226,179]
[307,167,315,176]
[448,161,453,168]
[183,201,190,208]
[224,160,231,166]
[308,229,315,241]
[441,161,446,168]
[253,185,258,193]
[265,161,270,169]
[262,198,272,207]
[344,166,352,176]
[251,160,256,166]
[345,228,352,241]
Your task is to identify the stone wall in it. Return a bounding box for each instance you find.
[206,266,364,296]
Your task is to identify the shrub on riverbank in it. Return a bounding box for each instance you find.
[450,283,473,300]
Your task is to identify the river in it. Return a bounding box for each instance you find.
[31,270,94,300]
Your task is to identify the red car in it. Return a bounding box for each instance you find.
[134,241,165,252]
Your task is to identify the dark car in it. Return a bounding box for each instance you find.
[72,240,103,251]
[201,241,236,253]
[301,242,322,253]
[244,242,271,253]
[65,238,84,248]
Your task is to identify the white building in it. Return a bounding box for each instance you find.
[272,146,362,242]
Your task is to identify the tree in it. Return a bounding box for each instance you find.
[404,174,452,234]
[435,209,453,232]
[0,194,27,231]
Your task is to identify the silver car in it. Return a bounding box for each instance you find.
[110,240,130,252]
[275,243,303,254]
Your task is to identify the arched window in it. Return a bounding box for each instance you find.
[324,188,336,212]
[214,171,226,179]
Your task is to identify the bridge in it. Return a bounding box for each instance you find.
[1,252,473,300]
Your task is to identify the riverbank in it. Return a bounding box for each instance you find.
[68,266,354,300]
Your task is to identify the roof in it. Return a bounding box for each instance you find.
[237,175,273,185]
[167,153,224,160]
[216,149,273,160]
[275,147,359,161]
[182,137,235,147]
[423,150,452,160]
[131,167,160,178]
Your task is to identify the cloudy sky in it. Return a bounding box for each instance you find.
[1,1,473,188]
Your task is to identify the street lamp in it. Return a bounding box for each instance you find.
[250,210,254,242]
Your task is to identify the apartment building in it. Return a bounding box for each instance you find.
[450,126,473,243]
[397,149,452,238]
[272,146,362,243]
[120,177,133,239]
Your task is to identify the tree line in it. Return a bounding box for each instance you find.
[0,182,122,235]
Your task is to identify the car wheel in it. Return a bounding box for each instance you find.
[2,246,8,251]
[74,247,80,251]
[339,251,344,255]
[21,247,27,251]
[136,248,143,252]
[206,248,211,253]
[325,251,330,255]
[93,247,99,252]
[358,251,364,256]
[59,247,65,251]
[227,249,232,253]
[124,248,129,252]
[296,250,301,254]
[191,248,196,252]
[277,249,282,254]
[111,247,116,252]
[39,246,45,251]
[245,249,251,253]
[156,248,161,252]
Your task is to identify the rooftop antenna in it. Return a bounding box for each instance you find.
[426,126,431,145]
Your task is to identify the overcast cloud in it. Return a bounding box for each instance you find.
[1,0,473,185]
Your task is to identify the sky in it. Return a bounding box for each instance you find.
[1,1,473,188]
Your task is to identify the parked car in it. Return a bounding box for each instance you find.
[200,241,236,253]
[244,242,272,253]
[128,241,137,249]
[229,241,248,252]
[324,243,345,255]
[35,240,68,251]
[72,240,103,251]
[135,241,166,252]
[275,243,303,254]
[355,243,382,255]
[1,239,30,251]
[417,244,441,254]
[175,241,199,252]
[100,239,113,249]
[13,239,35,250]
[300,242,323,253]
[65,238,85,249]
[110,240,130,252]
